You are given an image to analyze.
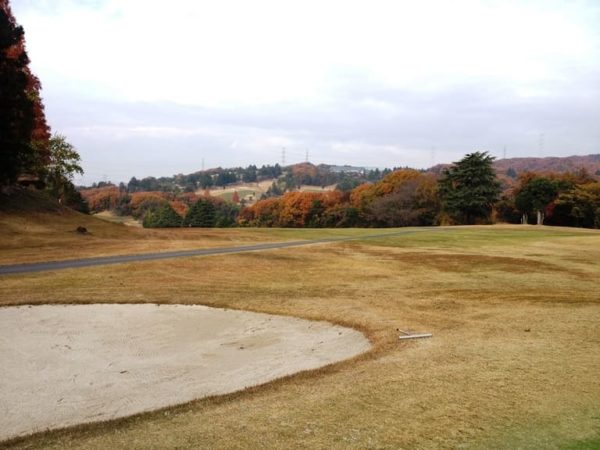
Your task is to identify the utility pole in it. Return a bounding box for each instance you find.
[281,147,286,166]
[502,145,507,160]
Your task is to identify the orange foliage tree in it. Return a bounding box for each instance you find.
[241,190,350,227]
[170,200,189,217]
[80,186,123,212]
[349,169,439,226]
[129,191,170,219]
[239,197,281,226]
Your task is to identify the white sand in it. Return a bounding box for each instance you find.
[0,304,370,441]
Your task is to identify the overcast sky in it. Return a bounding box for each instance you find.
[12,0,600,184]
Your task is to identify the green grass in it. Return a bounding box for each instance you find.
[561,436,600,450]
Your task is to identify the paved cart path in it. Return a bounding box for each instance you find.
[0,229,436,275]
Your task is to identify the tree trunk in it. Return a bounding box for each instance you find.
[522,213,528,224]
[536,209,544,225]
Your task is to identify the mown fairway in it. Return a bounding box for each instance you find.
[1,220,599,449]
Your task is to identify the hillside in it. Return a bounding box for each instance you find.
[427,153,600,191]
[93,162,387,199]
[430,154,600,177]
[0,188,138,264]
[494,154,600,175]
[203,178,336,205]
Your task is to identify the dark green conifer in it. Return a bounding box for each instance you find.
[183,198,216,227]
[143,204,182,228]
[439,151,501,224]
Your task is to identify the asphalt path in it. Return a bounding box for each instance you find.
[0,229,435,276]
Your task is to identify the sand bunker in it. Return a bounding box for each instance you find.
[0,304,370,441]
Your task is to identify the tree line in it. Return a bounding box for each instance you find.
[81,187,239,227]
[241,152,600,229]
[82,151,600,230]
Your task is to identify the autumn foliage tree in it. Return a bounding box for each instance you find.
[129,191,170,219]
[80,185,122,212]
[553,183,600,228]
[277,191,341,227]
[0,0,51,186]
[238,197,281,226]
[240,169,439,228]
[350,169,439,226]
[239,191,346,227]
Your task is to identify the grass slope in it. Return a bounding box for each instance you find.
[0,205,599,448]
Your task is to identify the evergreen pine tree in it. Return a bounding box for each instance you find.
[439,151,501,224]
[143,203,182,228]
[183,198,216,227]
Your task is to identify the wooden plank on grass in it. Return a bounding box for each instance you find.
[398,333,432,340]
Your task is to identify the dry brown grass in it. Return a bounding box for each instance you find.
[0,208,369,265]
[93,210,142,227]
[1,224,599,449]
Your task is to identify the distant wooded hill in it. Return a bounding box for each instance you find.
[429,154,600,189]
[493,154,600,175]
[82,162,396,195]
[430,154,600,176]
[85,155,600,194]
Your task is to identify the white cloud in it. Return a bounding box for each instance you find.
[18,0,598,103]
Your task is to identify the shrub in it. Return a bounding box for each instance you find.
[142,204,182,228]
